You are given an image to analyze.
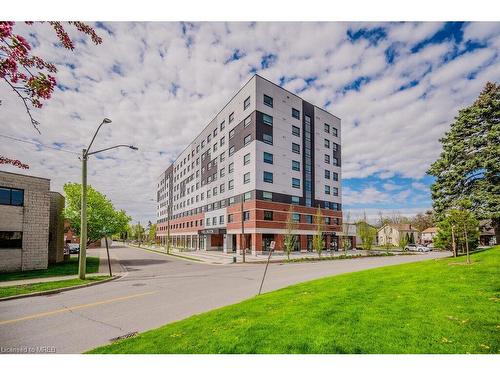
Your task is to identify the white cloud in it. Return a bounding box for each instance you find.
[1,22,499,223]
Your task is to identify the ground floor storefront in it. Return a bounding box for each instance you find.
[157,232,355,254]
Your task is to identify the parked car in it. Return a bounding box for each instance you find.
[404,243,430,252]
[68,243,80,254]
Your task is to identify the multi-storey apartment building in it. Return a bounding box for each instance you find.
[156,75,342,254]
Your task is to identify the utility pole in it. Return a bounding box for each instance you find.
[78,149,88,280]
[77,118,137,280]
[241,198,246,263]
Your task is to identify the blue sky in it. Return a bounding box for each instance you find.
[0,22,499,223]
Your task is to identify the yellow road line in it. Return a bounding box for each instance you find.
[0,291,156,326]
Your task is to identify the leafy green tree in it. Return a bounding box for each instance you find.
[428,82,500,244]
[434,202,479,262]
[399,232,409,250]
[64,183,131,245]
[357,212,376,250]
[313,206,325,258]
[148,223,157,243]
[283,206,298,260]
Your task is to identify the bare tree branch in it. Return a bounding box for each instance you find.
[3,77,41,134]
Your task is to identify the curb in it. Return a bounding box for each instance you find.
[0,274,123,302]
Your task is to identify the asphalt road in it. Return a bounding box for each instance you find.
[0,245,449,353]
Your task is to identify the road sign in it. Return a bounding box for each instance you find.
[270,241,276,250]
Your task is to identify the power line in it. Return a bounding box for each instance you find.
[0,134,80,155]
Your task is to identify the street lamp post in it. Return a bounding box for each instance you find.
[78,118,138,280]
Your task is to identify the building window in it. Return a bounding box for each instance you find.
[292,143,300,154]
[206,218,210,226]
[207,189,211,198]
[292,213,300,223]
[263,152,273,164]
[333,187,339,196]
[332,157,339,166]
[292,160,300,171]
[0,231,23,248]
[229,129,235,139]
[292,108,300,119]
[264,211,273,221]
[213,187,218,196]
[292,178,300,188]
[244,116,251,128]
[244,96,250,110]
[244,172,250,184]
[213,143,217,152]
[292,125,300,137]
[229,146,235,156]
[263,133,273,145]
[220,152,225,162]
[244,153,251,165]
[228,214,234,223]
[325,170,330,179]
[0,187,24,206]
[229,112,234,123]
[213,128,218,137]
[332,172,339,181]
[325,154,330,164]
[201,140,205,148]
[220,120,225,130]
[325,217,331,225]
[229,162,234,173]
[228,179,234,190]
[207,134,211,143]
[243,211,250,221]
[220,136,225,146]
[332,142,338,152]
[324,123,330,133]
[262,191,273,201]
[244,134,252,145]
[220,183,225,193]
[262,114,273,126]
[325,185,331,194]
[264,94,273,107]
[244,192,251,201]
[305,215,313,224]
[332,127,338,137]
[219,215,225,225]
[263,171,273,183]
[291,196,300,204]
[212,217,217,226]
[324,139,330,148]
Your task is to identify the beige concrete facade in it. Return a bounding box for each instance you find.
[377,224,421,247]
[0,171,64,272]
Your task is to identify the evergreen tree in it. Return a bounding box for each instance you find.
[428,82,500,244]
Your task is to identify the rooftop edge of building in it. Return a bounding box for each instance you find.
[157,74,341,179]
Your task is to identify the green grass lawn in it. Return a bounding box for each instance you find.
[0,256,100,282]
[0,276,109,298]
[89,247,499,354]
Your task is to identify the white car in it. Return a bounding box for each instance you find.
[404,244,430,252]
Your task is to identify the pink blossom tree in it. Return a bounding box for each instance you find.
[0,21,102,133]
[1,21,102,169]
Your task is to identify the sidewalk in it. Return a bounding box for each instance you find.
[0,273,113,287]
[0,246,125,288]
[133,243,373,265]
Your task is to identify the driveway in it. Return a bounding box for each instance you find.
[0,244,449,353]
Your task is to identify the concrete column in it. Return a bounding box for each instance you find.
[251,233,262,255]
